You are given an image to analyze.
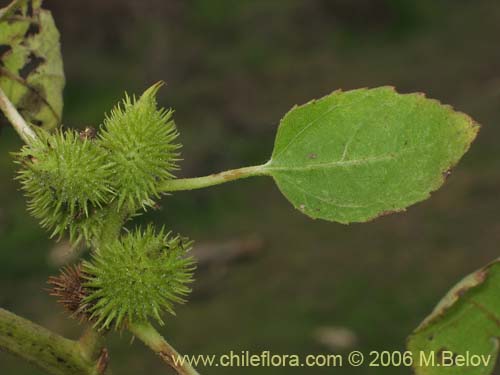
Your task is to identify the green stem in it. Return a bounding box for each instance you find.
[160,164,269,192]
[95,202,130,246]
[128,321,199,375]
[78,325,104,363]
[0,308,101,375]
[0,87,36,144]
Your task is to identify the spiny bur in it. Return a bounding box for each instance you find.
[99,82,180,210]
[16,129,113,241]
[82,225,195,330]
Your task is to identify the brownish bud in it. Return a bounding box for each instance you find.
[47,263,92,322]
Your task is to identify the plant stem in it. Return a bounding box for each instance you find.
[78,326,104,363]
[94,202,130,247]
[160,163,269,192]
[128,321,199,375]
[0,308,100,375]
[78,326,110,375]
[0,87,36,144]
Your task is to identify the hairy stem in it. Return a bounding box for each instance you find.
[0,87,36,144]
[128,322,199,375]
[0,308,101,375]
[78,326,104,363]
[160,164,269,192]
[94,202,130,247]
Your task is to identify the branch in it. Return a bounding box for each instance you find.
[0,86,36,144]
[0,308,101,375]
[160,164,268,192]
[79,326,105,363]
[128,322,199,375]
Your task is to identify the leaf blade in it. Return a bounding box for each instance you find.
[266,87,478,223]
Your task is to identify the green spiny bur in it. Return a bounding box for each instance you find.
[15,83,182,243]
[99,82,180,210]
[16,129,113,240]
[82,225,195,330]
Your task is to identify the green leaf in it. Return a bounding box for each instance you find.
[0,0,65,130]
[407,259,500,375]
[265,87,478,223]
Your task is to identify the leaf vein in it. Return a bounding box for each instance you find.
[268,154,394,172]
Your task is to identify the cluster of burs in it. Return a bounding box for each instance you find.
[16,83,195,330]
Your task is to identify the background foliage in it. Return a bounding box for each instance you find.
[1,1,499,374]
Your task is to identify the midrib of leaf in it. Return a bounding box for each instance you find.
[266,154,395,171]
[266,141,436,172]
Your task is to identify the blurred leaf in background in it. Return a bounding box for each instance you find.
[408,259,500,375]
[0,0,64,131]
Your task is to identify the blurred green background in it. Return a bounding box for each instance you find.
[1,0,500,374]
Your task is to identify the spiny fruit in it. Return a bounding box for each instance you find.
[99,82,180,210]
[82,225,195,330]
[16,83,181,243]
[16,129,113,240]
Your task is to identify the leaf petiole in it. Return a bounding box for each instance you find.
[160,163,270,192]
